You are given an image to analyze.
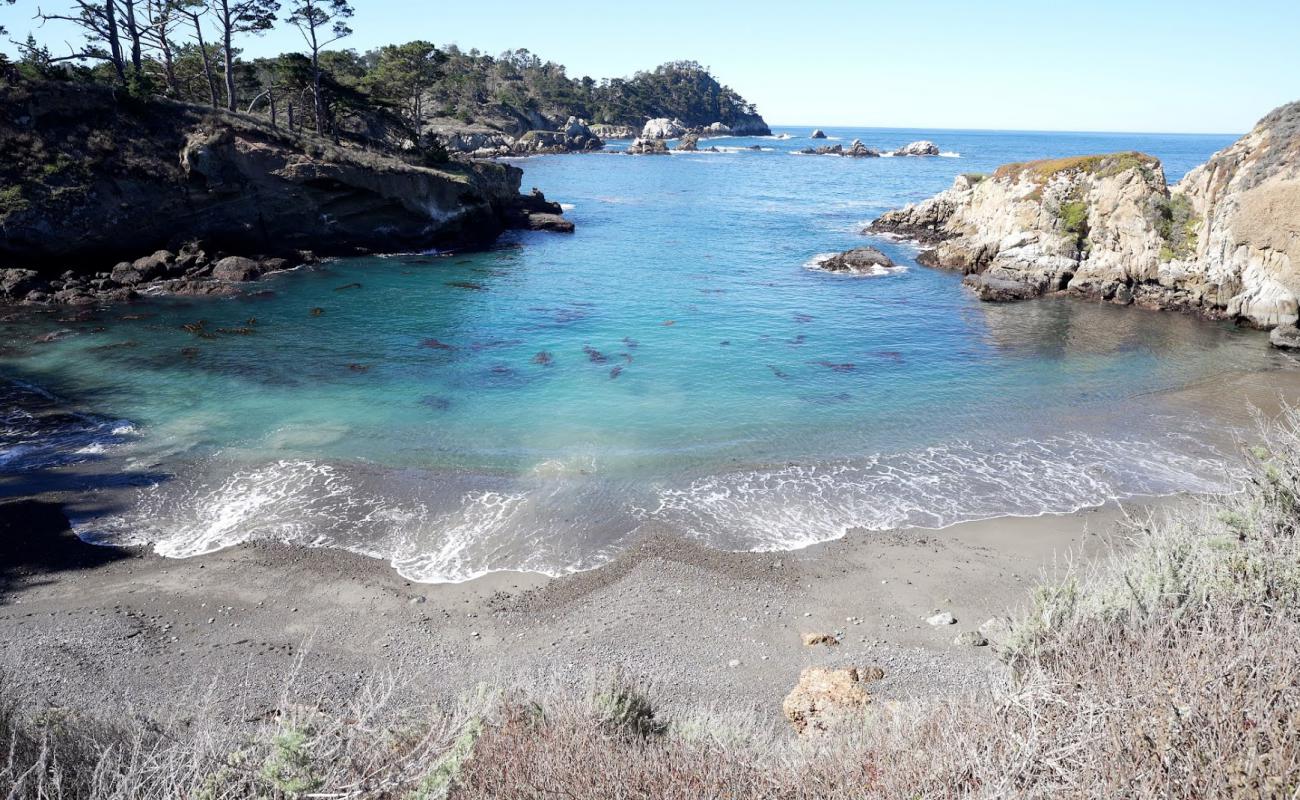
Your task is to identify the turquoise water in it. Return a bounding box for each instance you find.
[2,125,1287,581]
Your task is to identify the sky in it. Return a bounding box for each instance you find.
[2,0,1296,133]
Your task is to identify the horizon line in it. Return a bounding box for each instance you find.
[768,123,1245,138]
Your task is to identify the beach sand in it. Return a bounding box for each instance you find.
[0,497,1150,724]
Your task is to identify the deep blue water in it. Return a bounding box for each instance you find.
[2,125,1285,582]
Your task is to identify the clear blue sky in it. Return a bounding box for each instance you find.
[3,0,1295,133]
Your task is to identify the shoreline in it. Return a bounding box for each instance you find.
[0,492,1158,723]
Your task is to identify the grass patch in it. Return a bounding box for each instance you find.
[994,151,1161,182]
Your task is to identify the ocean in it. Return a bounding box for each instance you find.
[2,124,1287,582]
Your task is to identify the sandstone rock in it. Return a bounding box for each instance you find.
[892,140,940,157]
[814,247,897,275]
[641,118,687,140]
[810,129,827,139]
[782,666,877,734]
[627,138,670,155]
[211,256,263,282]
[870,102,1300,330]
[1270,323,1300,349]
[802,632,839,646]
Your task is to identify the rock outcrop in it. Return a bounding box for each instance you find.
[870,104,1300,329]
[810,129,827,139]
[627,138,670,155]
[0,82,573,304]
[510,118,603,155]
[590,123,637,140]
[811,247,898,275]
[676,133,700,152]
[641,118,688,140]
[702,122,733,136]
[892,140,940,156]
[800,139,880,158]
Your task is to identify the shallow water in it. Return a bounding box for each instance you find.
[2,125,1290,581]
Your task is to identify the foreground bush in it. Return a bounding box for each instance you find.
[5,413,1300,798]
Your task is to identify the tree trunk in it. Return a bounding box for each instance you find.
[192,14,220,108]
[310,33,324,134]
[287,101,295,132]
[269,89,277,128]
[220,0,236,111]
[122,0,143,75]
[104,0,126,82]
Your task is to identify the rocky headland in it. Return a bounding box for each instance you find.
[0,82,571,305]
[869,101,1300,330]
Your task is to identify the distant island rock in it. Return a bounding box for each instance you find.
[810,129,827,139]
[800,139,880,157]
[892,140,940,156]
[869,100,1300,330]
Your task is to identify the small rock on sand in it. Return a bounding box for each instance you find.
[926,611,957,626]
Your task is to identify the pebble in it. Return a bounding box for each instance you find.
[926,611,957,626]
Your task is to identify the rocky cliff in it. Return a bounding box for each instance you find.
[870,101,1300,328]
[0,82,548,277]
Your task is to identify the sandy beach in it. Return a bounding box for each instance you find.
[0,495,1151,723]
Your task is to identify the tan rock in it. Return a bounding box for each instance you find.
[802,632,839,646]
[782,666,877,734]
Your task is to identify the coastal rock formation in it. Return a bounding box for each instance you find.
[702,122,733,136]
[801,140,880,158]
[510,118,603,155]
[627,138,670,155]
[0,82,573,304]
[892,140,940,156]
[676,133,700,152]
[641,118,688,139]
[871,102,1300,329]
[846,139,881,157]
[811,247,898,275]
[810,129,827,139]
[590,123,637,139]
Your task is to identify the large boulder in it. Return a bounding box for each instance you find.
[702,122,732,136]
[810,129,827,139]
[131,249,176,278]
[782,666,878,734]
[813,247,897,275]
[1270,323,1300,349]
[892,140,940,156]
[676,133,700,152]
[641,118,687,140]
[211,255,263,282]
[0,268,42,299]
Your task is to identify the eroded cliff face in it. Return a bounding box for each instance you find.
[0,82,529,271]
[870,102,1300,328]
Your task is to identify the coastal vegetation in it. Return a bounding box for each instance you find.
[992,151,1162,183]
[3,407,1298,797]
[1,0,768,157]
